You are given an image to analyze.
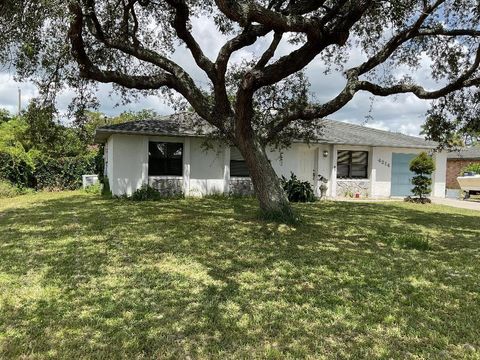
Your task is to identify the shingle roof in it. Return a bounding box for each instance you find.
[94,112,437,149]
[447,147,480,160]
[315,120,437,148]
[94,113,213,141]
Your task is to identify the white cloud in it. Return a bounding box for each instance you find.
[0,73,39,114]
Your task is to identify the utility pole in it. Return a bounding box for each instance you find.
[18,88,21,114]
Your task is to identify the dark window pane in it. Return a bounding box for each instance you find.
[337,164,350,178]
[230,160,250,177]
[351,151,368,164]
[148,142,183,176]
[351,164,368,178]
[230,147,249,177]
[337,150,350,164]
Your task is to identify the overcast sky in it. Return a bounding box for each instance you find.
[0,16,436,137]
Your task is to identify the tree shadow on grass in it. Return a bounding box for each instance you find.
[1,194,480,358]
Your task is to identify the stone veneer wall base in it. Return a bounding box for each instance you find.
[149,178,184,197]
[336,180,370,198]
[229,179,255,196]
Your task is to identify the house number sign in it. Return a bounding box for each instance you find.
[378,158,391,167]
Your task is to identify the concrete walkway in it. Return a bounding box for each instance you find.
[431,198,480,211]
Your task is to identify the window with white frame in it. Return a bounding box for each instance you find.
[148,142,183,176]
[337,150,368,179]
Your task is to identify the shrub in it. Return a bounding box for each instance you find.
[461,162,480,175]
[84,183,102,195]
[101,176,112,197]
[130,185,162,201]
[0,180,21,198]
[94,145,105,177]
[409,152,435,200]
[280,172,316,203]
[0,150,35,188]
[34,154,96,190]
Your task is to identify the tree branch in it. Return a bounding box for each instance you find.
[253,0,372,89]
[353,0,447,77]
[165,0,215,80]
[264,76,357,143]
[84,0,180,75]
[214,24,270,117]
[263,0,479,140]
[216,25,269,69]
[255,31,283,69]
[69,3,176,90]
[69,2,214,123]
[417,28,480,37]
[265,42,480,143]
[356,76,480,99]
[215,0,322,34]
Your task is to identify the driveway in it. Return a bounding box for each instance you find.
[431,198,480,211]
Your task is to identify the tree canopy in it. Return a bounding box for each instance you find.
[1,0,479,216]
[1,0,478,142]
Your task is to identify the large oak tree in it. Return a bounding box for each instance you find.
[0,0,479,217]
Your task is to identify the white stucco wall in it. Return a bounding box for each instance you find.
[268,144,315,183]
[267,144,329,180]
[108,134,148,196]
[188,138,226,196]
[106,136,114,181]
[107,134,227,196]
[432,151,447,197]
[104,134,446,199]
[370,147,395,198]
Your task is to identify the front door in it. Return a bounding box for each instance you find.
[391,153,416,196]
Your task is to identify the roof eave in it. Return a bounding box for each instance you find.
[448,156,480,160]
[94,124,437,149]
[93,128,197,143]
[291,139,437,149]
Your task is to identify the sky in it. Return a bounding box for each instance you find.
[0,16,436,137]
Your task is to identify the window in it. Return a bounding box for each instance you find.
[148,142,183,176]
[337,150,368,179]
[230,147,250,177]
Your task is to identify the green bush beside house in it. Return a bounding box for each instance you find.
[0,150,98,191]
[406,152,436,203]
[281,172,316,203]
[462,163,480,175]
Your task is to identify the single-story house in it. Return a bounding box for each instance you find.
[94,113,447,199]
[446,147,480,191]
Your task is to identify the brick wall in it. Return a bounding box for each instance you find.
[446,159,480,189]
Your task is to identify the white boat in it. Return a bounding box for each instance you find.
[457,174,480,199]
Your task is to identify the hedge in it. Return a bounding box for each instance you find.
[34,155,97,190]
[0,150,98,191]
[0,151,35,188]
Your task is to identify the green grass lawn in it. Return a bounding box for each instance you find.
[1,192,479,359]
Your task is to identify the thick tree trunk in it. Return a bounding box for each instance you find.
[236,135,293,219]
[233,75,294,220]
